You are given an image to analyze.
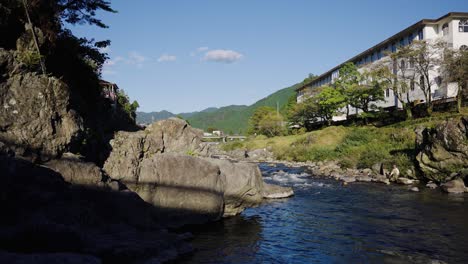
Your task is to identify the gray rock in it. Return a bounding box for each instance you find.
[410,187,419,192]
[426,182,438,189]
[262,183,294,199]
[0,71,83,160]
[44,153,103,186]
[114,153,225,223]
[205,159,264,216]
[372,175,390,185]
[356,175,373,182]
[441,179,466,194]
[397,177,414,185]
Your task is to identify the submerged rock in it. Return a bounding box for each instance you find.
[262,183,294,199]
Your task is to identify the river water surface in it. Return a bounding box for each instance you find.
[177,164,468,264]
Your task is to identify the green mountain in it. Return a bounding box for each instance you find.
[136,110,176,124]
[185,83,299,134]
[136,83,299,134]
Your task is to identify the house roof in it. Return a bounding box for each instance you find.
[296,12,468,92]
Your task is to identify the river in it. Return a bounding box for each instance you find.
[177,163,468,264]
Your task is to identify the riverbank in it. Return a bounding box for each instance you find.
[210,113,468,193]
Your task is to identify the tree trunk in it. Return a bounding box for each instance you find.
[457,82,463,113]
[404,105,413,120]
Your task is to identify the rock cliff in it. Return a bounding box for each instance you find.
[415,117,468,183]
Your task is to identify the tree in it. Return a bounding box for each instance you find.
[117,90,139,121]
[402,40,445,116]
[247,106,276,135]
[288,96,321,130]
[346,69,387,123]
[315,86,347,125]
[334,62,362,118]
[442,47,468,113]
[0,0,116,74]
[257,112,286,137]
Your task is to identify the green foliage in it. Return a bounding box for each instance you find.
[17,50,42,68]
[316,86,347,123]
[117,90,139,121]
[248,106,286,137]
[301,73,317,85]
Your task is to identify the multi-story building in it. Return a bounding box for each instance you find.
[296,12,468,121]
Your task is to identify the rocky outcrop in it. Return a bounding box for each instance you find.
[0,59,83,160]
[415,117,468,183]
[104,120,294,220]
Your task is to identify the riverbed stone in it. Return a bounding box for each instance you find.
[410,187,420,192]
[397,177,414,185]
[441,178,466,194]
[262,183,294,199]
[426,182,438,189]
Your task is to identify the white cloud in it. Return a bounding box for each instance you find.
[203,49,243,63]
[191,46,209,57]
[128,51,147,67]
[157,54,177,62]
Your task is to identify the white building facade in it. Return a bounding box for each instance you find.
[296,12,468,120]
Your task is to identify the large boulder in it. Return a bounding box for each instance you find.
[415,117,468,182]
[205,159,265,216]
[441,179,467,194]
[105,152,225,223]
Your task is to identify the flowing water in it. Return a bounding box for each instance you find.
[177,164,468,264]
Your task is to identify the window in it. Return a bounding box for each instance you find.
[391,43,397,52]
[409,58,415,68]
[418,30,424,40]
[459,20,468,32]
[410,80,415,91]
[435,76,442,86]
[400,59,406,70]
[385,89,390,97]
[460,45,468,51]
[399,38,405,47]
[408,33,414,44]
[442,23,449,36]
[393,59,398,74]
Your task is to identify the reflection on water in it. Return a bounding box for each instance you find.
[178,164,468,264]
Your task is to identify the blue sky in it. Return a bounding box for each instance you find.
[70,0,468,113]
